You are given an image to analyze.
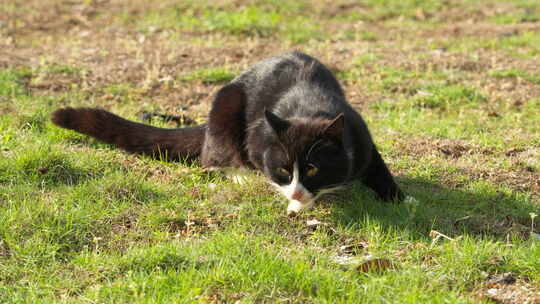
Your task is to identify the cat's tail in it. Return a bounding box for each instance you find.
[51,107,205,161]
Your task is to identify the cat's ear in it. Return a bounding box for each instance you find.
[323,113,345,139]
[265,110,289,134]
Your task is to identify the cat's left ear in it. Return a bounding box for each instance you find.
[323,113,345,139]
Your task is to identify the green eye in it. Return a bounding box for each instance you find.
[306,164,318,177]
[278,167,290,176]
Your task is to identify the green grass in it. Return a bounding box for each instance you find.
[0,69,30,97]
[491,0,540,24]
[137,3,320,43]
[1,0,540,302]
[180,67,237,84]
[355,0,448,22]
[447,31,540,58]
[490,68,540,85]
[410,84,486,109]
[1,55,539,304]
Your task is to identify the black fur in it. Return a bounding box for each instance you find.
[52,52,404,203]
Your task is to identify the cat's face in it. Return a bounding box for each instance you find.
[262,111,350,215]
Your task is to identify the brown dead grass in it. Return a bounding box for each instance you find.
[3,0,538,106]
[477,273,540,304]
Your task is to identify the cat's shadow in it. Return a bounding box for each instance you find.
[323,177,537,241]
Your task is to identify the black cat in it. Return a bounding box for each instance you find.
[52,52,404,215]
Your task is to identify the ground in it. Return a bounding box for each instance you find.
[0,0,539,303]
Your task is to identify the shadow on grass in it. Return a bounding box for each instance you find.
[328,176,537,241]
[0,155,100,188]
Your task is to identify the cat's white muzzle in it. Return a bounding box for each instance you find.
[286,199,314,216]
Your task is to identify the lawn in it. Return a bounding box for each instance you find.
[0,0,539,303]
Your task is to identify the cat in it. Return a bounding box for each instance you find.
[52,51,404,215]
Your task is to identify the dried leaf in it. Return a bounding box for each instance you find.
[480,278,540,304]
[306,219,322,227]
[415,90,433,97]
[415,8,426,20]
[429,230,456,245]
[486,272,516,287]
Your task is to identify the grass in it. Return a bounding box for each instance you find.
[491,0,540,24]
[1,0,539,303]
[490,68,540,85]
[180,67,237,84]
[137,3,320,43]
[447,31,540,59]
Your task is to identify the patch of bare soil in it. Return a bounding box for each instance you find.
[468,165,539,194]
[394,138,493,159]
[93,209,153,253]
[402,49,540,105]
[394,138,540,195]
[3,0,538,112]
[318,6,540,105]
[163,212,239,238]
[424,21,540,40]
[1,0,287,113]
[453,214,537,239]
[477,273,540,304]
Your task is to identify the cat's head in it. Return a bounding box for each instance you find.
[262,110,351,215]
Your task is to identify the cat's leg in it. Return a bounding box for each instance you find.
[362,147,404,202]
[201,83,248,168]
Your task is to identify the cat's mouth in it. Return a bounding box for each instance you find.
[285,186,315,216]
[269,178,347,215]
[284,185,345,216]
[286,199,314,216]
[269,181,314,215]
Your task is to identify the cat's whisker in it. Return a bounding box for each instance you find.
[314,185,346,201]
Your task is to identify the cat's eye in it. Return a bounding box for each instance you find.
[277,167,290,176]
[306,164,319,177]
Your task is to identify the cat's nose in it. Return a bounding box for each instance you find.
[292,191,303,201]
